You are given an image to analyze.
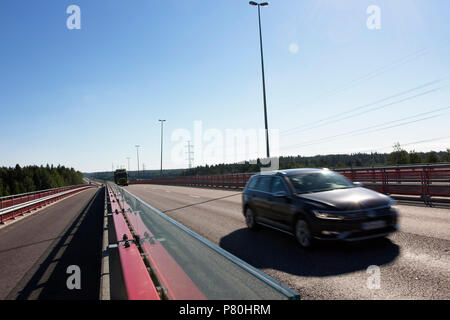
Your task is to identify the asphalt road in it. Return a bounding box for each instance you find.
[125,184,450,300]
[0,187,103,300]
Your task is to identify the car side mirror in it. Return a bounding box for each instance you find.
[353,182,364,187]
[273,191,288,198]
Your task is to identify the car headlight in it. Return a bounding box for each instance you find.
[388,200,399,214]
[313,210,345,220]
[389,205,398,214]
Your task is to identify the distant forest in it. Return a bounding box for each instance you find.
[86,147,450,182]
[181,148,450,176]
[0,165,84,197]
[84,169,185,182]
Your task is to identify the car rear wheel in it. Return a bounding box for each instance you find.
[245,207,259,231]
[295,219,313,248]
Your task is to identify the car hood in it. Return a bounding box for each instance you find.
[297,187,391,211]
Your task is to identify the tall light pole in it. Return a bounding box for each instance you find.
[249,1,270,158]
[158,120,166,175]
[135,145,140,178]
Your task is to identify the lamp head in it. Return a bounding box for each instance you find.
[249,1,269,6]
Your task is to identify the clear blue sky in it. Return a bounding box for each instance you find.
[1,0,449,172]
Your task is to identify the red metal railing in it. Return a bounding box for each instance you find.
[0,185,87,211]
[120,199,206,300]
[108,187,161,300]
[336,164,450,199]
[0,185,92,224]
[108,185,206,300]
[132,173,254,189]
[130,164,450,200]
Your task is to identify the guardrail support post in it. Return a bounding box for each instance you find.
[422,166,432,207]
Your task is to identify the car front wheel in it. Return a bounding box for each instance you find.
[295,219,313,248]
[245,207,259,231]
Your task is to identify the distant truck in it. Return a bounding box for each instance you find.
[114,169,129,186]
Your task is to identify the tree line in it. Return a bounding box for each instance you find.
[84,169,185,182]
[0,164,84,197]
[181,148,450,176]
[84,147,450,182]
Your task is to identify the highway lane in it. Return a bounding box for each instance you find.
[0,187,101,300]
[125,184,450,300]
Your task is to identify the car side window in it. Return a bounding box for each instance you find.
[271,177,288,194]
[247,176,259,190]
[256,176,272,193]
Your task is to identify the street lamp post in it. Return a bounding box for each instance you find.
[135,145,140,178]
[159,120,166,175]
[249,1,270,159]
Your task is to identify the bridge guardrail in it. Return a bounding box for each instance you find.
[336,164,450,204]
[108,183,299,300]
[0,185,92,224]
[131,163,450,204]
[107,186,161,300]
[118,194,206,300]
[0,184,88,211]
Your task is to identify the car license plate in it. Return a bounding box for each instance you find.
[362,220,386,230]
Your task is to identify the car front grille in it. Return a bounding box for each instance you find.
[343,206,394,220]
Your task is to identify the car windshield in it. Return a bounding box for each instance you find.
[288,171,354,194]
[117,173,127,179]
